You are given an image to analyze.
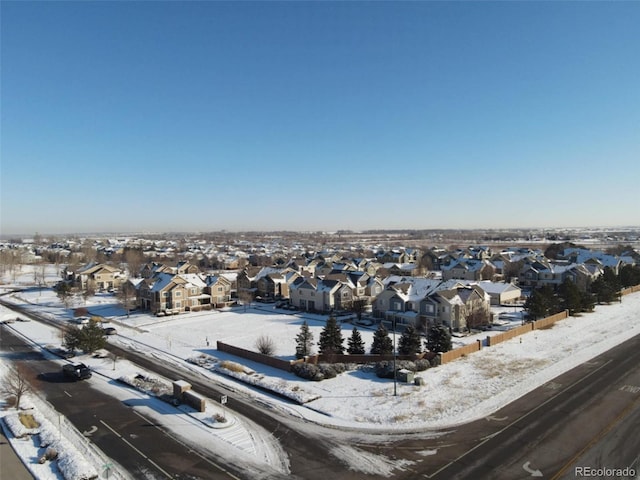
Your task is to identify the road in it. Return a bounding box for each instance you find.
[384,333,640,480]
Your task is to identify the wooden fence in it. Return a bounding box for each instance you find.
[622,285,640,295]
[216,341,293,371]
[441,310,570,363]
[440,340,482,364]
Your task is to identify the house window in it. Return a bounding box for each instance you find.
[175,301,181,308]
[217,287,223,292]
[175,291,181,297]
[163,292,169,298]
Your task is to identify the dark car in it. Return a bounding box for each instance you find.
[63,363,92,380]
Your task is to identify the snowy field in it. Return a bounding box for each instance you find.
[2,265,640,478]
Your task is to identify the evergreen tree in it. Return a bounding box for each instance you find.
[347,327,366,354]
[64,321,107,354]
[580,290,596,312]
[557,278,582,315]
[398,324,422,355]
[619,264,640,288]
[425,324,452,353]
[590,267,621,304]
[370,323,393,355]
[318,316,344,355]
[524,285,559,320]
[295,321,314,359]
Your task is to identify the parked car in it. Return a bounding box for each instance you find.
[103,327,117,335]
[69,316,90,325]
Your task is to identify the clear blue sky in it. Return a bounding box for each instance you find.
[2,1,639,235]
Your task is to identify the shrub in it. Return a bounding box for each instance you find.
[375,360,423,378]
[331,363,348,374]
[255,335,276,355]
[415,359,431,371]
[318,364,337,379]
[291,363,324,381]
[375,361,395,379]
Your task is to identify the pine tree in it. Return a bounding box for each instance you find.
[398,324,422,355]
[558,278,582,315]
[347,327,366,355]
[590,267,622,304]
[525,285,559,320]
[425,325,452,353]
[370,323,393,355]
[318,316,344,355]
[295,321,314,359]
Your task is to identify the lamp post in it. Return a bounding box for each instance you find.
[392,318,397,397]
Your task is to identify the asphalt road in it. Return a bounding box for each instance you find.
[383,333,640,480]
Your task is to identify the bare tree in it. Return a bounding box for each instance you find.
[465,303,491,332]
[117,281,137,318]
[237,289,254,312]
[124,248,145,278]
[255,335,276,355]
[82,279,96,304]
[1,365,31,410]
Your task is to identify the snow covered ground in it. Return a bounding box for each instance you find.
[1,265,640,478]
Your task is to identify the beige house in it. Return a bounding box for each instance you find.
[419,285,491,332]
[137,272,221,315]
[442,259,495,282]
[205,275,233,308]
[477,281,522,305]
[66,263,126,291]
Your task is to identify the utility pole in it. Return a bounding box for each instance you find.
[393,318,397,397]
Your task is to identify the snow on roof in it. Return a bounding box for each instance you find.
[478,281,520,294]
[150,272,177,292]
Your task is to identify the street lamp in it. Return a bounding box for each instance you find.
[392,318,397,397]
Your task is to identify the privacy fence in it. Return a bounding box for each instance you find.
[216,341,437,372]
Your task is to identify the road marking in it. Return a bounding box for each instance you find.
[523,461,543,477]
[131,410,242,480]
[83,425,98,436]
[422,359,613,479]
[550,395,640,480]
[619,385,640,394]
[99,419,173,479]
[545,381,562,390]
[63,391,72,397]
[485,415,508,422]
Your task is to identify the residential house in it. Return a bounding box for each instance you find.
[419,285,491,332]
[441,259,495,282]
[477,281,522,305]
[205,275,233,308]
[66,263,126,291]
[373,278,443,326]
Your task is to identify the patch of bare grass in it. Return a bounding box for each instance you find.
[19,412,39,429]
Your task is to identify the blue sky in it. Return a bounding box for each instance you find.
[2,1,639,235]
